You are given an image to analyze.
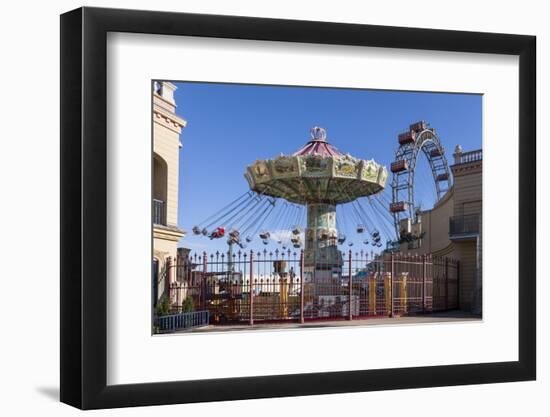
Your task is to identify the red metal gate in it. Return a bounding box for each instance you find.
[162,249,459,326]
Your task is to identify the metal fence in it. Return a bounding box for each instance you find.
[155,310,210,333]
[161,249,458,326]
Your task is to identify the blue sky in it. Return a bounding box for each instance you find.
[170,81,482,254]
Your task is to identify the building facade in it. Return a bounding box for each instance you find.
[396,146,482,314]
[152,81,187,304]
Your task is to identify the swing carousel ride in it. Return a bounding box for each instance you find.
[192,126,393,275]
[191,123,451,277]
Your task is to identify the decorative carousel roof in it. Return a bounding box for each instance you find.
[244,127,387,205]
[293,126,342,158]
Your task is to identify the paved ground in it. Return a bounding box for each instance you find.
[175,310,481,334]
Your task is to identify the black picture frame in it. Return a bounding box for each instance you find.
[60,6,536,410]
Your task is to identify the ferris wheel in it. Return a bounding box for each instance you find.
[390,120,452,238]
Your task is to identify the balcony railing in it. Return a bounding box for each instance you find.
[449,214,480,237]
[454,149,482,165]
[153,199,166,225]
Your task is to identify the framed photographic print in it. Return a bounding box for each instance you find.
[60,6,536,410]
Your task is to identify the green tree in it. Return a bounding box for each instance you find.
[181,297,195,313]
[155,296,171,316]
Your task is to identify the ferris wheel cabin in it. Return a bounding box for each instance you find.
[398,131,415,145]
[409,120,427,132]
[390,159,409,173]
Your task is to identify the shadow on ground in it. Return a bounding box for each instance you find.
[36,386,59,401]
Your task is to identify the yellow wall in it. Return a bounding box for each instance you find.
[452,161,482,311]
[398,156,482,313]
[453,168,482,217]
[153,114,182,227]
[412,188,455,256]
[152,82,187,302]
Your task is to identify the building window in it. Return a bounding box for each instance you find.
[153,153,168,225]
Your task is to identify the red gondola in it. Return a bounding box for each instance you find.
[430,148,443,158]
[390,202,408,213]
[398,131,415,145]
[391,160,409,173]
[409,120,426,132]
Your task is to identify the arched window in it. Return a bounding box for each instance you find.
[153,153,168,225]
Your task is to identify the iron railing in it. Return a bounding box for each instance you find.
[155,310,209,333]
[157,249,459,329]
[449,214,480,236]
[152,199,166,225]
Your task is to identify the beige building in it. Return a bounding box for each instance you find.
[152,81,187,304]
[397,146,482,314]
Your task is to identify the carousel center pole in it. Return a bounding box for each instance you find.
[304,203,340,276]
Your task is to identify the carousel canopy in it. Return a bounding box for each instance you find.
[293,126,342,157]
[244,127,387,205]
